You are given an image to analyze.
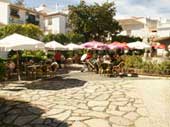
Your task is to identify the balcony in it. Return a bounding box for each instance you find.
[9,17,24,24]
[26,14,40,26]
[26,19,40,26]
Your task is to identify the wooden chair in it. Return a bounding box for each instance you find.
[86,61,95,72]
[99,63,109,76]
[112,62,125,77]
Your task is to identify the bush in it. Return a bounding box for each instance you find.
[123,55,170,75]
[0,62,6,81]
[0,57,6,63]
[112,35,142,43]
[22,50,47,62]
[122,55,143,69]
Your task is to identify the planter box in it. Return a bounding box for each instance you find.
[126,68,170,77]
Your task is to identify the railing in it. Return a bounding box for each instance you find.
[9,17,24,24]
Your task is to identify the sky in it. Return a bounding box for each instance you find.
[11,0,170,18]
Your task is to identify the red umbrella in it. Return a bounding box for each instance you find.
[81,41,108,50]
[153,44,165,49]
[108,42,129,49]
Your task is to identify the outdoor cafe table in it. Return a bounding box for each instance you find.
[27,65,41,79]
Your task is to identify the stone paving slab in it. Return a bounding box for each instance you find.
[0,72,152,127]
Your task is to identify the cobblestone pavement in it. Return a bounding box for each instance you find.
[0,71,161,127]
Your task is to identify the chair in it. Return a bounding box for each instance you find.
[99,63,109,76]
[112,62,125,77]
[86,60,95,72]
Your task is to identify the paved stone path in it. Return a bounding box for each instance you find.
[0,72,153,127]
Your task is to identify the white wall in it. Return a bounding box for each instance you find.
[157,22,170,37]
[39,15,45,31]
[59,15,66,33]
[120,24,145,37]
[0,1,9,24]
[157,29,170,37]
[52,16,60,34]
[44,15,67,34]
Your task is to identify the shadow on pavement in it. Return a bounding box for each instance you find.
[0,97,69,127]
[20,76,87,91]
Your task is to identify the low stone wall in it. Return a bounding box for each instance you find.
[126,68,170,77]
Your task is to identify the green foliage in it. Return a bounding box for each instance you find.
[43,33,85,44]
[66,32,85,44]
[43,33,68,44]
[54,33,69,44]
[112,35,142,43]
[0,58,6,81]
[22,50,47,62]
[47,52,54,59]
[0,24,43,40]
[68,1,122,41]
[42,33,55,43]
[0,63,6,80]
[122,55,143,69]
[22,24,43,40]
[122,55,170,75]
[0,57,6,64]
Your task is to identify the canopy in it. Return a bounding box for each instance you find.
[81,41,108,50]
[153,44,166,49]
[0,33,45,51]
[127,41,151,49]
[65,43,82,50]
[108,42,128,49]
[0,33,45,81]
[45,41,66,50]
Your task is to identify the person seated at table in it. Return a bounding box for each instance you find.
[51,60,59,72]
[103,54,111,64]
[54,51,62,69]
[86,50,93,61]
[6,60,16,78]
[81,51,92,72]
[8,60,16,72]
[25,59,34,66]
[112,54,122,65]
[96,55,103,63]
[61,54,66,65]
[73,54,81,63]
[94,55,103,73]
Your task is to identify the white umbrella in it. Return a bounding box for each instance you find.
[0,33,45,80]
[45,41,66,50]
[0,33,45,51]
[65,43,82,50]
[127,41,151,50]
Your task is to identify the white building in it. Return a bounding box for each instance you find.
[157,18,170,37]
[0,0,68,34]
[118,17,158,42]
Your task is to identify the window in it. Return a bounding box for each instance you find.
[26,13,39,25]
[48,18,52,25]
[10,8,20,18]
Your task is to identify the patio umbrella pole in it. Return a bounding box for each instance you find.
[17,51,21,81]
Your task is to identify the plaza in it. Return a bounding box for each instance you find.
[0,71,170,127]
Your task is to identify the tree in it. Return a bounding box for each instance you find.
[42,33,55,42]
[66,32,85,44]
[22,24,43,40]
[0,24,43,40]
[15,0,25,6]
[112,35,142,43]
[54,33,69,44]
[43,33,69,44]
[68,1,122,42]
